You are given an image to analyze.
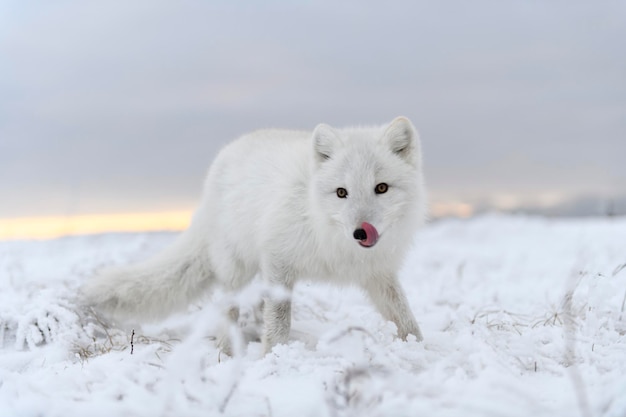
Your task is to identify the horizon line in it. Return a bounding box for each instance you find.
[0,203,473,241]
[1,200,620,241]
[0,210,193,241]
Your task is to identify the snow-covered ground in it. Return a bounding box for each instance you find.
[1,214,625,417]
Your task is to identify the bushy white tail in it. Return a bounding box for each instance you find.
[82,227,214,321]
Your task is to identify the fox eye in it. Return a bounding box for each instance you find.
[375,183,388,194]
[336,188,348,198]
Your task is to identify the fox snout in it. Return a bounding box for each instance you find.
[353,222,379,248]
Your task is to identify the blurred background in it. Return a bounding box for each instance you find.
[1,1,625,239]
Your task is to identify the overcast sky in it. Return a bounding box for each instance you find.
[1,1,625,219]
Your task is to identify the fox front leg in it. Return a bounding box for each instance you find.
[261,262,295,353]
[262,296,292,353]
[364,276,423,342]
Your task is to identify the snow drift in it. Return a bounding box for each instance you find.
[0,214,625,416]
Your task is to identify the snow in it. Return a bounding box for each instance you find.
[1,214,625,416]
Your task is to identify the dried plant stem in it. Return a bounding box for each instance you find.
[563,275,592,417]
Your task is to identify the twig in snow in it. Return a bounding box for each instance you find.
[327,326,376,344]
[264,396,273,417]
[562,274,592,417]
[130,329,135,355]
[219,379,239,414]
[610,262,626,321]
[89,306,114,348]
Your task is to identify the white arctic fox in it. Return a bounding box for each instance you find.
[83,116,427,353]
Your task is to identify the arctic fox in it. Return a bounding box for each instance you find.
[83,116,427,353]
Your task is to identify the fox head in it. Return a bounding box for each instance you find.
[309,116,426,251]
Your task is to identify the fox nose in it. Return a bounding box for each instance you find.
[353,222,380,248]
[353,228,367,240]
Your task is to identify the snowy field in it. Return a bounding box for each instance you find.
[1,214,625,417]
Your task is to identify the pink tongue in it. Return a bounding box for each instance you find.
[360,222,379,247]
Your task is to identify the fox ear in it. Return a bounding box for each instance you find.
[383,116,418,163]
[312,123,340,164]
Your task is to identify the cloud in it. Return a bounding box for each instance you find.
[0,0,624,218]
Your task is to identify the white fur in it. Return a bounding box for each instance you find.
[82,116,428,353]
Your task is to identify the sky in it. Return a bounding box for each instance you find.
[1,1,625,237]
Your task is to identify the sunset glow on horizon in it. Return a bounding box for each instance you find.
[0,203,483,241]
[0,211,193,241]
